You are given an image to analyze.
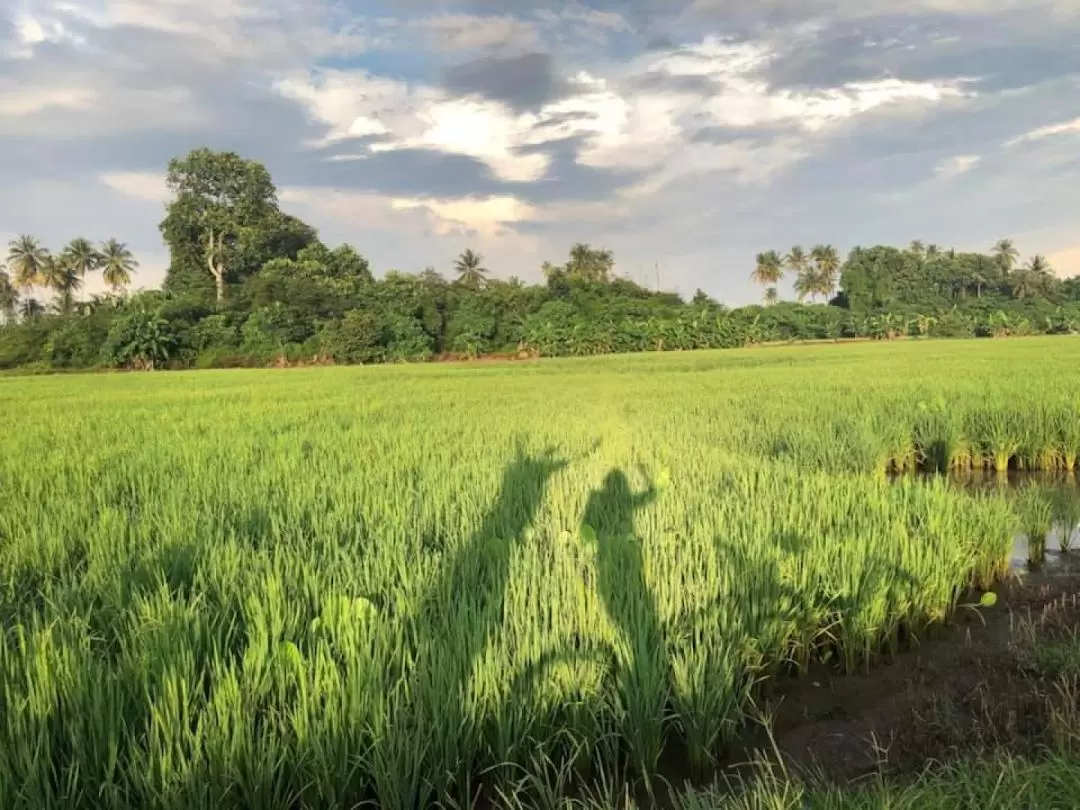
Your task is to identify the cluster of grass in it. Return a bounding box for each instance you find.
[0,337,1077,808]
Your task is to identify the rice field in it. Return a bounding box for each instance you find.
[1,337,1078,809]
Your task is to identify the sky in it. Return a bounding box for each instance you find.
[2,0,1079,304]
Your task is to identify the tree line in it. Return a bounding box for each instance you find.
[1,147,1078,372]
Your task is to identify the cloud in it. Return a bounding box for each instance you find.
[100,172,169,203]
[934,154,981,178]
[1006,115,1080,146]
[1,0,1080,302]
[409,13,541,52]
[392,195,539,236]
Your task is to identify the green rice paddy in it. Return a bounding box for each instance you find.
[1,337,1078,808]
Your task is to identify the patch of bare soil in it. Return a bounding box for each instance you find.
[749,570,1080,783]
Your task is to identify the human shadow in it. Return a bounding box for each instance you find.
[579,468,665,774]
[391,441,567,806]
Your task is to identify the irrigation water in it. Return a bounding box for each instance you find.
[892,468,1080,571]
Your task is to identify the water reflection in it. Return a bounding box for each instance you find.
[894,469,1080,575]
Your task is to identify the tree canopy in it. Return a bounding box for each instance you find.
[1,147,1078,372]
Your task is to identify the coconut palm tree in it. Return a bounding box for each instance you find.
[785,246,808,278]
[1027,254,1052,277]
[764,286,779,306]
[1010,269,1038,300]
[793,267,819,302]
[751,250,784,289]
[100,239,138,292]
[6,234,49,293]
[0,264,17,323]
[810,244,841,302]
[992,239,1019,272]
[453,249,488,288]
[41,255,83,315]
[19,297,44,319]
[61,237,101,280]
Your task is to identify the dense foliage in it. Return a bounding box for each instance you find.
[2,149,1078,372]
[1,340,1077,808]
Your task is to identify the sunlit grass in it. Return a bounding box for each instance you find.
[0,337,1077,808]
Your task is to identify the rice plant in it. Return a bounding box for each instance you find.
[0,337,1075,809]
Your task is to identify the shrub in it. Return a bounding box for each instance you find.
[322,310,386,364]
[103,310,176,370]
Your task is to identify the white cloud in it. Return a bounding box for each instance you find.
[0,80,95,116]
[1006,116,1080,146]
[100,172,169,203]
[934,154,982,178]
[381,99,551,182]
[274,70,417,144]
[279,70,553,182]
[391,195,539,237]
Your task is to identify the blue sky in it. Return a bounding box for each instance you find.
[2,0,1079,303]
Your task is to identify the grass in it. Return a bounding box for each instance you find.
[0,337,1078,808]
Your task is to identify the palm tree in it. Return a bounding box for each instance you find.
[19,297,44,319]
[567,243,614,282]
[908,240,926,258]
[1010,269,1037,300]
[971,269,987,298]
[0,264,17,322]
[751,250,784,289]
[926,244,942,258]
[62,237,101,280]
[6,234,49,293]
[41,255,83,315]
[1027,254,1052,276]
[100,239,138,292]
[764,286,779,306]
[810,244,841,302]
[453,249,488,288]
[785,246,809,278]
[793,267,819,302]
[992,239,1019,272]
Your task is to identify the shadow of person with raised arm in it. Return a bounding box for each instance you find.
[580,468,666,776]
[393,440,567,807]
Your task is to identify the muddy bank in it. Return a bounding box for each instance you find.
[743,569,1080,783]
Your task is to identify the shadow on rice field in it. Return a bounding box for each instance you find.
[505,568,1080,810]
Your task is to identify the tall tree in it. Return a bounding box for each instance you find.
[565,243,615,282]
[61,237,101,279]
[992,238,1020,272]
[1010,270,1037,300]
[1027,254,1052,277]
[453,249,488,288]
[19,297,44,319]
[785,246,808,281]
[6,235,49,294]
[811,244,841,301]
[763,286,779,306]
[41,255,83,315]
[161,148,279,304]
[751,250,784,291]
[793,268,818,301]
[0,264,17,322]
[100,239,139,292]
